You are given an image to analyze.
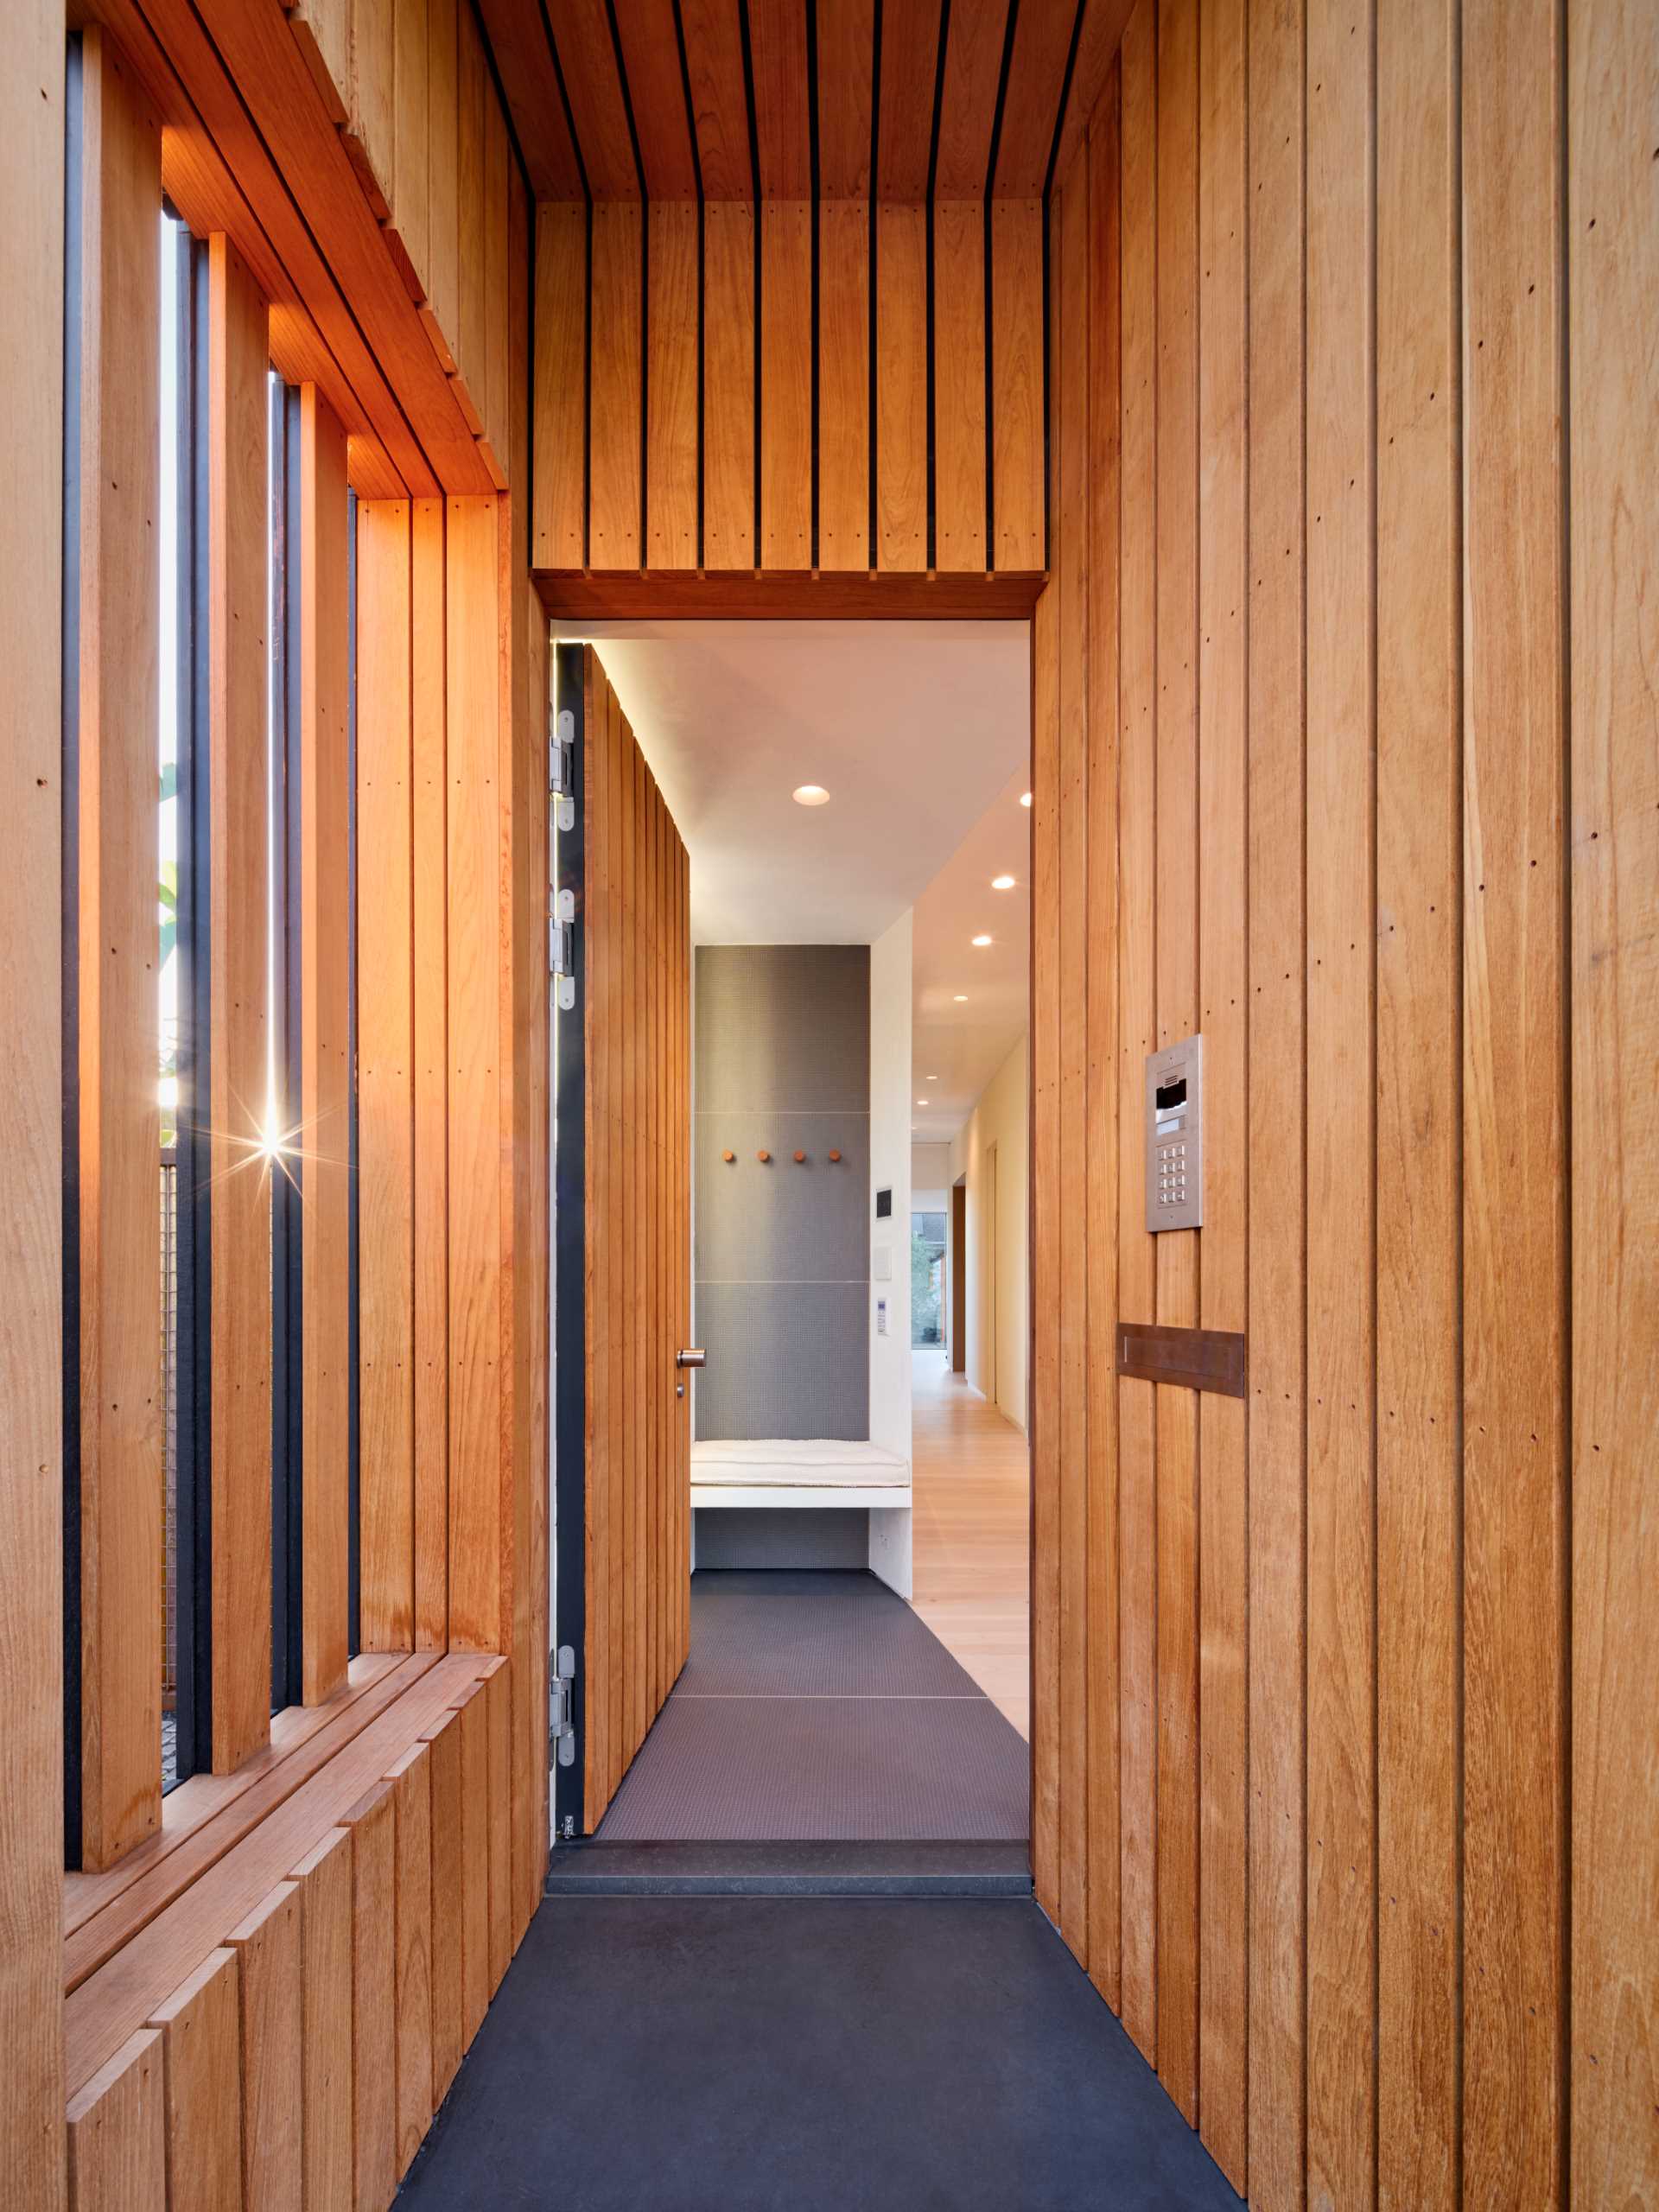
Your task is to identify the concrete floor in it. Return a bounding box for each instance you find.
[398,1896,1241,2211]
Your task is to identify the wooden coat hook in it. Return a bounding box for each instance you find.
[721,1149,735,1163]
[757,1149,771,1163]
[828,1150,842,1163]
[793,1150,806,1164]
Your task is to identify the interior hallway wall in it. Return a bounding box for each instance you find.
[949,1035,1030,1431]
[1029,3,1658,2207]
[868,913,913,1460]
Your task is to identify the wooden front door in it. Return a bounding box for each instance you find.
[552,645,691,1837]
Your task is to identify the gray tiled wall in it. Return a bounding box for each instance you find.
[694,946,870,1441]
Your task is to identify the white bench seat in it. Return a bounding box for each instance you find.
[691,1440,912,1593]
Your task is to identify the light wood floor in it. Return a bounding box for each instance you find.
[909,1351,1031,1738]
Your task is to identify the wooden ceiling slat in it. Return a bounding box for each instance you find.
[876,0,944,200]
[546,0,640,197]
[934,0,1011,195]
[473,0,584,198]
[815,0,874,195]
[747,0,810,198]
[992,0,1080,194]
[1048,0,1134,188]
[678,0,752,199]
[611,0,699,197]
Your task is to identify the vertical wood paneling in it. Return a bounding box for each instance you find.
[703,201,756,569]
[992,200,1046,569]
[410,499,449,1651]
[1375,0,1460,2202]
[457,1683,491,2044]
[1083,67,1122,2020]
[1152,0,1200,2121]
[301,385,353,1709]
[208,230,276,1771]
[445,496,504,1653]
[485,1662,512,1986]
[584,650,612,1819]
[1055,150,1092,1967]
[876,204,927,569]
[387,1744,434,2172]
[1114,0,1159,2067]
[455,3,486,421]
[74,31,164,1864]
[533,205,588,569]
[589,202,643,569]
[423,1711,463,2105]
[357,499,416,1649]
[67,2031,164,2212]
[817,200,870,571]
[226,1883,302,2212]
[1244,0,1307,2196]
[1461,0,1567,2200]
[1194,0,1248,2183]
[760,201,812,568]
[148,1948,242,2212]
[425,0,460,370]
[289,1826,353,2212]
[933,200,988,573]
[388,0,428,302]
[646,203,700,569]
[348,1783,397,2210]
[1568,2,1659,2199]
[2,1,65,2190]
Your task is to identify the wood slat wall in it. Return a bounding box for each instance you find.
[534,196,1047,582]
[71,30,165,1868]
[580,649,690,1832]
[1032,1,1659,2202]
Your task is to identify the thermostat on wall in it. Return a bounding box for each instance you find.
[875,1187,893,1219]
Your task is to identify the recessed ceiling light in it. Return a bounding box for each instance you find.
[991,874,1016,891]
[971,934,993,948]
[792,784,830,806]
[953,994,968,1001]
[927,1075,938,1081]
[917,1099,929,1107]
[1020,791,1033,808]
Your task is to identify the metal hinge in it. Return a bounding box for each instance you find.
[550,706,575,833]
[549,1644,576,1768]
[549,888,575,1011]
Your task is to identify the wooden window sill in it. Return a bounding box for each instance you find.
[64,1652,499,2094]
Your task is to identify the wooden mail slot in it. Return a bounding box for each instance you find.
[1116,1322,1247,1398]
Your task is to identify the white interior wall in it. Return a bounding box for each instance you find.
[911,1141,953,1211]
[868,911,912,1459]
[948,1031,1029,1429]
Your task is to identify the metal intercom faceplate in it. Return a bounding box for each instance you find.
[1146,1033,1204,1231]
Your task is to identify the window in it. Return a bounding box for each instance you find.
[911,1211,947,1348]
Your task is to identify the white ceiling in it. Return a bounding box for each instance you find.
[565,619,1031,1137]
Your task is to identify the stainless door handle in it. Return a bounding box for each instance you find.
[676,1347,706,1370]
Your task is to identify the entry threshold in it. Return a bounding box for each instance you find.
[543,1840,1033,1898]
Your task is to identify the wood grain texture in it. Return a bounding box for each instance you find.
[876,0,942,198]
[992,200,1046,570]
[348,1783,397,2210]
[875,203,927,570]
[148,1948,241,2212]
[454,2,487,425]
[67,2031,164,2212]
[1462,0,1568,2201]
[388,1745,435,2172]
[289,1826,353,2212]
[1030,543,1062,1924]
[423,1707,464,2106]
[486,1662,512,1988]
[536,571,1046,620]
[356,499,416,1650]
[474,0,583,198]
[935,0,1012,195]
[457,1685,491,2045]
[302,385,353,1709]
[760,202,812,569]
[550,0,642,198]
[207,229,276,1773]
[1193,0,1247,2184]
[933,200,988,573]
[817,200,871,571]
[589,203,643,570]
[748,0,810,195]
[993,0,1078,193]
[679,0,753,198]
[612,0,700,195]
[1375,0,1460,2202]
[703,201,756,569]
[226,1883,302,2212]
[74,31,164,1866]
[424,0,461,368]
[533,204,587,570]
[1568,2,1659,2200]
[816,0,874,194]
[646,203,700,569]
[445,497,505,1654]
[388,0,429,301]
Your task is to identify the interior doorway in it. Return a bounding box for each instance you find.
[550,622,1033,1851]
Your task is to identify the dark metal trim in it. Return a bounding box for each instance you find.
[552,644,588,1840]
[346,489,360,1661]
[61,31,85,1865]
[1115,1321,1248,1400]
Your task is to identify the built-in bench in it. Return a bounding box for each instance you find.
[691,1440,913,1596]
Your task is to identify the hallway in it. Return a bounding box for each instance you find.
[910,1352,1031,1738]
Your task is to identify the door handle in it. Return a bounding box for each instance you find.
[676,1348,706,1370]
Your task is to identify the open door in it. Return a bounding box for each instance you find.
[552,644,691,1839]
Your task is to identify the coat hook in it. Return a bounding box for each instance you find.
[793,1150,806,1164]
[722,1149,735,1163]
[828,1150,842,1164]
[757,1149,771,1164]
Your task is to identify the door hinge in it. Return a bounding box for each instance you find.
[550,888,575,1010]
[549,1644,576,1768]
[550,706,575,832]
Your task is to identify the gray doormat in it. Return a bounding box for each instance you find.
[596,1570,1030,1842]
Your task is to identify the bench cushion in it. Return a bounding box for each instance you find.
[691,1439,911,1490]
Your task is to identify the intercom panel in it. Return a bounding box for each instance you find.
[1145,1033,1203,1232]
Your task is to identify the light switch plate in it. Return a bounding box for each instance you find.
[873,1246,893,1281]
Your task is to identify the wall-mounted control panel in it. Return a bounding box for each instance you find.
[1146,1033,1204,1231]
